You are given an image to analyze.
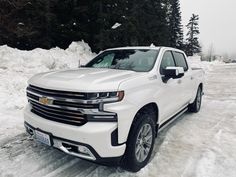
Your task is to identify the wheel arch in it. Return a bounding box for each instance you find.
[137,103,158,122]
[199,83,203,90]
[131,102,159,133]
[190,83,204,104]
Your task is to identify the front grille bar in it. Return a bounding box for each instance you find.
[31,109,85,126]
[27,96,85,112]
[27,90,89,104]
[27,85,86,99]
[29,100,84,116]
[30,103,85,120]
[32,105,85,121]
[27,92,99,109]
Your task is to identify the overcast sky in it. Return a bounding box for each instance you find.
[180,0,236,56]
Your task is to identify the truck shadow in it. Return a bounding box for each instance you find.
[151,112,191,161]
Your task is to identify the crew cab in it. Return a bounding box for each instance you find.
[24,47,204,172]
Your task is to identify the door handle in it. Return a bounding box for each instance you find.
[191,76,194,80]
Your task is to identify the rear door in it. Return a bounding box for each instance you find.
[172,51,193,104]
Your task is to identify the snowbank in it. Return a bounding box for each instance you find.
[0,41,95,111]
[187,56,223,74]
[0,41,95,71]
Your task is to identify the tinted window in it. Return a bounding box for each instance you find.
[85,49,159,72]
[160,51,176,74]
[92,53,114,68]
[173,52,188,71]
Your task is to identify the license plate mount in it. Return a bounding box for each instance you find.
[35,129,52,146]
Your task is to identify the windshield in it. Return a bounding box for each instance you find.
[85,49,159,72]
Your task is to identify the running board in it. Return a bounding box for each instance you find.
[158,107,188,132]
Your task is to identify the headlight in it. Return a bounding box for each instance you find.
[86,91,124,103]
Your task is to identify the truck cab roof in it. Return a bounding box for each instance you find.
[105,46,184,53]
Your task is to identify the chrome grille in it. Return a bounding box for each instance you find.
[27,85,87,99]
[26,85,99,126]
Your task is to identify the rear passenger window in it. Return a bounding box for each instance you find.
[173,52,188,71]
[160,51,176,75]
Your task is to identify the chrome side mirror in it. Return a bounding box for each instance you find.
[163,67,184,79]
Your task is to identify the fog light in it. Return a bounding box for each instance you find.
[78,145,91,154]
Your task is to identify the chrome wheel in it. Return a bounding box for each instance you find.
[135,124,153,163]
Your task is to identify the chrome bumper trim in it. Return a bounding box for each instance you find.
[25,123,96,161]
[53,139,96,161]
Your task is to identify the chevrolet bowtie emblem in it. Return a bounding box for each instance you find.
[39,97,53,105]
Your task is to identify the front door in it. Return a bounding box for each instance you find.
[157,50,184,123]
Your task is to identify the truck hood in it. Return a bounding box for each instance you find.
[28,68,146,92]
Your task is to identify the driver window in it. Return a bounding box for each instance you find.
[93,53,115,68]
[160,51,176,75]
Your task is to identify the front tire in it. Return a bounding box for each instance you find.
[121,109,156,172]
[189,87,202,113]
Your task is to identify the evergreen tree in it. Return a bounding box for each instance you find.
[136,0,170,46]
[52,0,81,49]
[185,14,201,56]
[0,0,185,52]
[69,0,172,51]
[106,0,170,48]
[167,0,183,49]
[0,0,56,49]
[92,0,122,51]
[106,0,131,48]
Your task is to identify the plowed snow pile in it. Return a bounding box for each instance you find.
[0,41,95,142]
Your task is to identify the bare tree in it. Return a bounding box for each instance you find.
[207,43,214,62]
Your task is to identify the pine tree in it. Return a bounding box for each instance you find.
[51,0,81,49]
[106,0,131,48]
[185,14,201,56]
[0,0,185,51]
[67,0,125,52]
[138,0,170,46]
[167,0,183,49]
[71,0,171,51]
[0,0,57,49]
[111,0,170,47]
[92,0,122,51]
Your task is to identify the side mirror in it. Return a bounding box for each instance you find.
[163,67,184,79]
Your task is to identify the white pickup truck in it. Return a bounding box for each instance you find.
[24,47,204,172]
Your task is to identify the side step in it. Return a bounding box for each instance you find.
[158,107,188,132]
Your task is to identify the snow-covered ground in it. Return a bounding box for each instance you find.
[0,44,236,177]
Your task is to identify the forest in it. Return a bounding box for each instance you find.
[0,0,200,55]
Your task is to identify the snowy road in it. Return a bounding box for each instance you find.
[1,63,236,177]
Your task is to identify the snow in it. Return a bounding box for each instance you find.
[18,22,25,26]
[1,46,236,177]
[0,41,95,144]
[188,57,223,74]
[150,43,156,47]
[111,23,121,29]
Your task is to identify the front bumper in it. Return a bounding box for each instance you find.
[24,105,126,163]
